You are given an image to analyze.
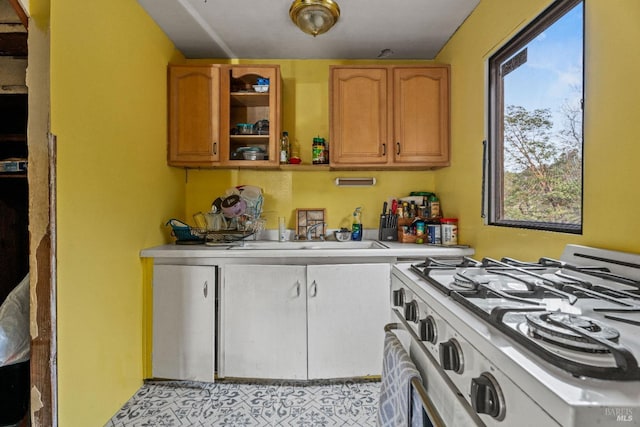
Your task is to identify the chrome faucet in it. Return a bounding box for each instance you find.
[306,223,326,241]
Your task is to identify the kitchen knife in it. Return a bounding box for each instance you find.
[381,201,388,227]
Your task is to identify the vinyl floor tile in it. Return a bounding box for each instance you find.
[105,379,380,426]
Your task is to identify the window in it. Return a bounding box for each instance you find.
[486,0,584,233]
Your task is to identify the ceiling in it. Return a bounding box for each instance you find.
[137,0,480,60]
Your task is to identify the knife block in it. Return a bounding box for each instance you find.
[378,214,398,241]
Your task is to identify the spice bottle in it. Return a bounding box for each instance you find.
[428,194,441,218]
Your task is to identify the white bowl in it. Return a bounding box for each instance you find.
[243,151,265,161]
[253,85,269,93]
[334,230,352,242]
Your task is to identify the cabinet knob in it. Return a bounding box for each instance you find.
[396,142,401,155]
[212,141,218,155]
[203,280,208,298]
[295,280,301,297]
[382,143,386,156]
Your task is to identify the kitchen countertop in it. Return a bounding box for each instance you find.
[140,240,475,260]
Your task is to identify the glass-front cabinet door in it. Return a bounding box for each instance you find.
[221,66,281,167]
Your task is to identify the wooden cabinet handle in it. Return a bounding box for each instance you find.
[382,143,386,156]
[310,280,317,297]
[212,142,218,155]
[203,281,208,298]
[396,142,401,155]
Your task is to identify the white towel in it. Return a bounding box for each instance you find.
[377,329,424,427]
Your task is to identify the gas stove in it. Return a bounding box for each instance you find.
[391,245,640,426]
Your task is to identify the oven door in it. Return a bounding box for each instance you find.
[384,322,445,427]
[390,311,485,427]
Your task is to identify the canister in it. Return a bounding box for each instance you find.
[427,224,441,244]
[441,218,458,245]
[312,137,326,164]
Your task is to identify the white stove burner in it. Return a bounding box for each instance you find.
[515,322,621,368]
[525,312,620,353]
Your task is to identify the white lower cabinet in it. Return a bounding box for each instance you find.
[222,263,390,380]
[222,265,308,379]
[306,264,390,379]
[152,264,216,382]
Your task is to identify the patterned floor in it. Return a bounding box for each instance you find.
[106,379,380,426]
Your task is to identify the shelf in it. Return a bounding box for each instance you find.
[0,173,27,179]
[226,159,278,168]
[230,135,270,140]
[230,92,270,107]
[0,134,26,143]
[279,164,331,171]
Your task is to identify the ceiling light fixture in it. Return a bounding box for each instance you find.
[289,0,340,37]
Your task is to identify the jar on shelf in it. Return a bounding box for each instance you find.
[312,137,326,165]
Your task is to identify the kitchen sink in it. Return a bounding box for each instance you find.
[229,240,388,250]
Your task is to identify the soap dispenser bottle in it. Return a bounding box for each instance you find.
[351,207,363,241]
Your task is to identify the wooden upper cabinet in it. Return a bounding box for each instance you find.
[220,66,281,167]
[330,67,390,166]
[167,64,281,168]
[393,67,449,166]
[168,65,220,166]
[330,65,450,169]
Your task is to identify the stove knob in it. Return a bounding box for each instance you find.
[471,373,505,420]
[404,300,419,322]
[439,338,463,374]
[419,316,437,343]
[393,288,405,307]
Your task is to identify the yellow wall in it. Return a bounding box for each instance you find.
[436,0,640,259]
[49,0,184,424]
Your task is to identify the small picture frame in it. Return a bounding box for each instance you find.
[296,208,326,239]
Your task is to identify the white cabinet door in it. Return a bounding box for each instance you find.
[222,265,307,379]
[307,263,390,379]
[152,265,215,381]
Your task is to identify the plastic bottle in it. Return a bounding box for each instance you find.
[280,132,290,164]
[289,138,301,164]
[351,207,362,241]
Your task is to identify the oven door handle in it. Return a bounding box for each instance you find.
[385,323,446,427]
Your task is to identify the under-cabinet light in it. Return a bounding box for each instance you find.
[335,177,376,187]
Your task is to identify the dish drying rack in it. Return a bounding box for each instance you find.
[168,217,265,245]
[191,218,265,245]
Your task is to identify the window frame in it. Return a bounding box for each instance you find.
[485,0,585,234]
